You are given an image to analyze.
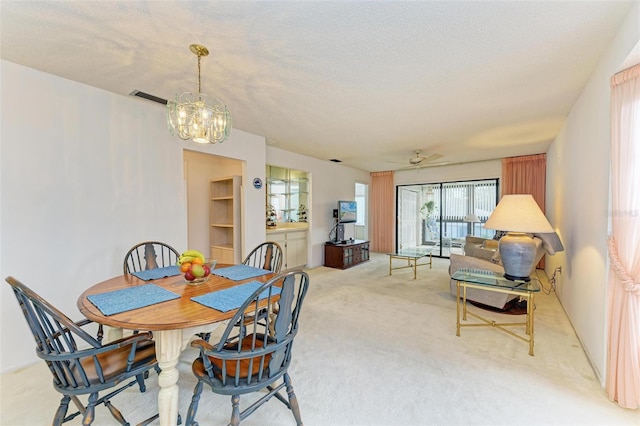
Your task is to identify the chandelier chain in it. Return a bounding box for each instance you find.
[197,54,202,94]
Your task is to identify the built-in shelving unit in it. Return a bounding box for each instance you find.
[265,166,309,270]
[266,166,309,224]
[210,176,241,264]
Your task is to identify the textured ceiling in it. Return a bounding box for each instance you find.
[0,1,634,172]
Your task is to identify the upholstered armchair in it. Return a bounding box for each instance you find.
[449,233,561,309]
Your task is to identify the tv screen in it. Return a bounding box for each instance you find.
[338,200,357,223]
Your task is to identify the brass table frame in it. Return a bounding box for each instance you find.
[387,248,433,279]
[453,268,540,356]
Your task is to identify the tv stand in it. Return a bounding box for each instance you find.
[324,240,370,269]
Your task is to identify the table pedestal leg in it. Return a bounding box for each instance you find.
[106,326,123,343]
[155,329,182,426]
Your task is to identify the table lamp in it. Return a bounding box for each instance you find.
[483,194,554,281]
[463,214,480,236]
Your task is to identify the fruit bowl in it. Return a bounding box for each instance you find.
[186,275,210,285]
[183,258,217,285]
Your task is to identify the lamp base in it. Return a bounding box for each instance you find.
[498,232,537,282]
[504,273,531,282]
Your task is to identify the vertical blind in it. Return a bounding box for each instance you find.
[437,180,497,222]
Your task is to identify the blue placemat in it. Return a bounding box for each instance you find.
[87,284,180,316]
[191,281,281,313]
[131,265,181,281]
[212,264,271,281]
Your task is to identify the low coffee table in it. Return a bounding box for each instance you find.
[387,247,433,279]
[452,268,540,355]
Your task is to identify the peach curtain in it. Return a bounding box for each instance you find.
[501,154,547,267]
[501,154,546,207]
[370,171,394,252]
[607,63,640,409]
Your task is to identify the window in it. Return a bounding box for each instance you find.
[355,182,366,226]
[354,182,368,240]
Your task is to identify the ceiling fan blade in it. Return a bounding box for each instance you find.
[395,160,450,171]
[395,164,424,171]
[389,151,444,171]
[423,153,443,163]
[418,161,450,168]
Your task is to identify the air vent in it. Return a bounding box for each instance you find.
[129,90,168,105]
[329,159,342,163]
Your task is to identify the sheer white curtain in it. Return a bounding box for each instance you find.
[607,63,640,409]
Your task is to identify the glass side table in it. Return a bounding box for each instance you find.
[386,247,433,279]
[452,268,541,356]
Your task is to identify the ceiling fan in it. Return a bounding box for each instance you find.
[388,150,446,171]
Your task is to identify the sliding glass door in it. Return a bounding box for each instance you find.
[397,179,498,257]
[398,187,419,248]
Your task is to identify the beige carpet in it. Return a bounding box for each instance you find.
[2,253,637,425]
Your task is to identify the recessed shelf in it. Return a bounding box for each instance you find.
[210,176,241,264]
[266,165,309,225]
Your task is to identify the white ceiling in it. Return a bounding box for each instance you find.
[0,1,634,172]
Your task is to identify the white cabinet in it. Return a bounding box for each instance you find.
[285,230,307,269]
[269,231,286,261]
[268,229,307,270]
[210,176,241,264]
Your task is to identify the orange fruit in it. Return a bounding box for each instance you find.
[180,262,192,273]
[191,257,204,265]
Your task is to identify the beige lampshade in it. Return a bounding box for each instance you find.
[483,194,554,233]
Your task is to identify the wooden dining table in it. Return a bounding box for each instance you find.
[77,266,275,426]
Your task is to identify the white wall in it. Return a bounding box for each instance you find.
[545,2,639,385]
[266,147,370,266]
[0,61,365,373]
[0,60,185,372]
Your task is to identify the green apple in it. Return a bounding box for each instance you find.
[191,264,205,278]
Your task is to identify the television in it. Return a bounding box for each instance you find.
[338,200,357,224]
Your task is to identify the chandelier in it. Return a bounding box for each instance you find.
[167,44,231,144]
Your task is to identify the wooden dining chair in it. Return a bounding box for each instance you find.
[242,241,283,273]
[5,276,159,426]
[123,241,180,274]
[224,241,284,340]
[185,270,309,426]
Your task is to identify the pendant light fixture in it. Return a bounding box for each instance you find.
[167,44,231,144]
